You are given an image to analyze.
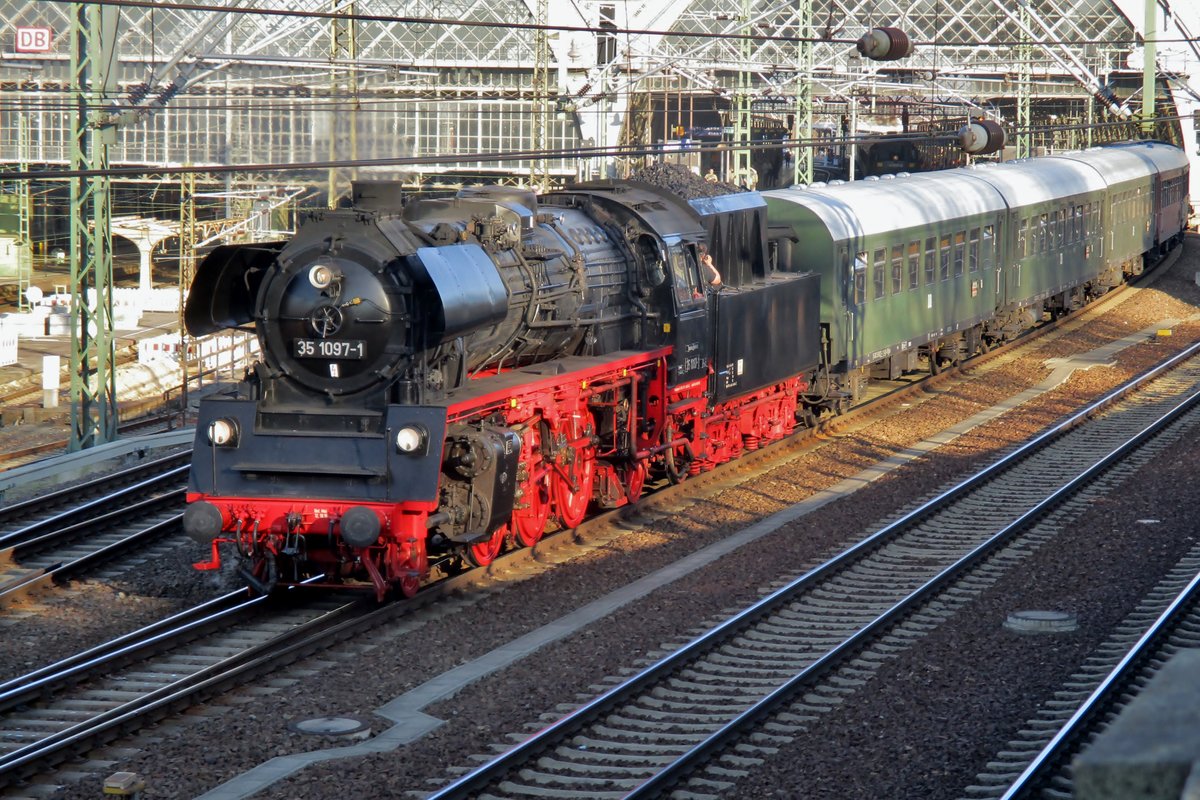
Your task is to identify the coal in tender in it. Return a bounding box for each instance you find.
[629,162,744,199]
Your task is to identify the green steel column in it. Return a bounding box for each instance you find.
[1016,1,1031,159]
[531,0,550,190]
[179,170,196,424]
[69,1,118,450]
[731,0,753,187]
[16,114,32,312]
[1141,0,1156,136]
[792,0,813,185]
[327,0,357,207]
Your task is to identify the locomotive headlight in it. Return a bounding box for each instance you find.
[395,425,427,455]
[308,264,335,289]
[207,418,239,447]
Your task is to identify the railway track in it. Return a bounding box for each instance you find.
[962,550,1200,799]
[0,409,188,472]
[0,450,189,527]
[0,455,190,604]
[0,546,573,790]
[424,340,1200,800]
[0,584,365,788]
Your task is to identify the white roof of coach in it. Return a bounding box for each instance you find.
[763,170,1007,241]
[767,142,1187,245]
[947,157,1107,211]
[1049,141,1188,184]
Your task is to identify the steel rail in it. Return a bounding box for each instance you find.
[0,587,255,712]
[0,451,189,522]
[0,580,360,786]
[0,465,188,550]
[628,370,1200,799]
[995,570,1200,800]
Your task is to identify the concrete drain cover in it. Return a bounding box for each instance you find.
[287,715,373,740]
[1004,610,1078,634]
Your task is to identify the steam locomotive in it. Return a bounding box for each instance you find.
[183,141,1189,599]
[183,181,820,597]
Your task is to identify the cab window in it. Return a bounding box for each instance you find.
[668,246,701,306]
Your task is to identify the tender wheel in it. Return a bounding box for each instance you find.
[663,442,692,484]
[621,461,647,504]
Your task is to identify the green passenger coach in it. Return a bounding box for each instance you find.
[763,140,1189,412]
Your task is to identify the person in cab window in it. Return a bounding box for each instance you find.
[704,168,718,183]
[697,245,722,296]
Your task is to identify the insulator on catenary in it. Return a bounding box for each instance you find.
[856,27,914,61]
[958,120,1007,155]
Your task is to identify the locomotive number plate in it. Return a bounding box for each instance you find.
[293,338,366,359]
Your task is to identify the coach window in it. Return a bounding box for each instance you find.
[924,237,936,285]
[983,225,995,269]
[854,252,867,305]
[953,232,965,277]
[1039,213,1048,254]
[939,235,951,281]
[907,241,920,290]
[873,248,886,300]
[891,245,904,295]
[1017,218,1028,258]
[968,227,980,272]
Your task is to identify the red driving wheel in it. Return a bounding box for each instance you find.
[467,524,507,567]
[551,409,595,530]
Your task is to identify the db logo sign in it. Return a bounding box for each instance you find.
[16,27,53,53]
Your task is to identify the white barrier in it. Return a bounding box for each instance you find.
[138,331,260,379]
[138,333,188,362]
[0,326,16,367]
[111,287,181,314]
